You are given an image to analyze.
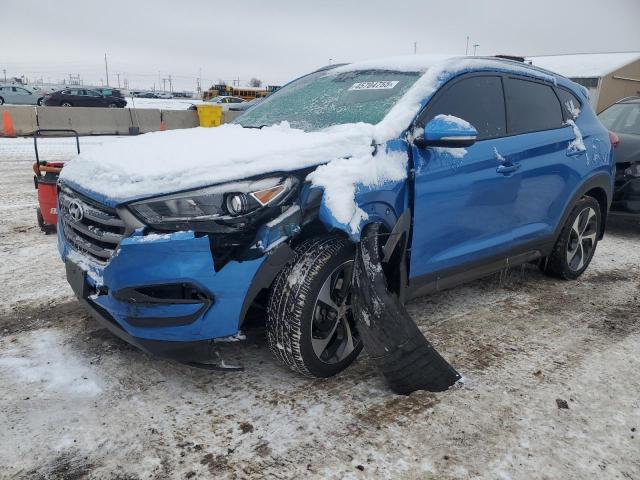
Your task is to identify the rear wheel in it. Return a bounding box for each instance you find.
[542,196,601,279]
[61,101,72,107]
[0,97,4,105]
[36,98,44,106]
[107,102,117,108]
[267,235,362,378]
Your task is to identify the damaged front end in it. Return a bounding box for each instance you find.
[57,174,317,367]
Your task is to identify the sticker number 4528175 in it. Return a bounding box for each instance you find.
[348,81,399,91]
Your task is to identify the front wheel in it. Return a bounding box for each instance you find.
[107,102,117,108]
[0,97,4,105]
[541,196,601,280]
[267,235,362,378]
[37,98,44,106]
[61,102,72,107]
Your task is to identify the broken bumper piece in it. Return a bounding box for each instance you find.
[352,223,461,394]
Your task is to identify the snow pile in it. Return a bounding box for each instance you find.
[307,149,408,232]
[434,114,473,130]
[566,119,586,154]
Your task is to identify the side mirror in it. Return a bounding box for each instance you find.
[414,115,478,148]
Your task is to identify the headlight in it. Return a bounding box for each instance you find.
[625,164,640,178]
[129,176,297,231]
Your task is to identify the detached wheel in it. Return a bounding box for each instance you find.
[267,235,362,378]
[542,196,601,279]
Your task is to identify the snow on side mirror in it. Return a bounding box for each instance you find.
[414,114,478,149]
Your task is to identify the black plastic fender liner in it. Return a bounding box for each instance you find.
[352,223,461,394]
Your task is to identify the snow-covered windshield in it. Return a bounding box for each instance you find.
[235,69,421,131]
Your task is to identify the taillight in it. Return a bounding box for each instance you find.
[609,131,619,149]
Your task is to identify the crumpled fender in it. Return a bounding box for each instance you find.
[317,139,410,241]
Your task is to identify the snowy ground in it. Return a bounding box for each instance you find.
[0,137,639,479]
[125,97,203,110]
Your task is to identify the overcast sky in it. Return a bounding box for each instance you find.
[2,0,639,91]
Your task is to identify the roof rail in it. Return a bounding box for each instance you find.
[494,55,526,63]
[617,95,640,103]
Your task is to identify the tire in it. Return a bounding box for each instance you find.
[107,103,117,108]
[542,196,601,280]
[37,98,43,106]
[267,235,362,378]
[61,102,72,107]
[0,97,4,105]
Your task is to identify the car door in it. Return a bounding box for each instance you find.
[13,87,34,105]
[500,76,577,247]
[86,89,105,107]
[409,74,520,284]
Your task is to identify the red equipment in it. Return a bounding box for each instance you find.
[32,129,80,233]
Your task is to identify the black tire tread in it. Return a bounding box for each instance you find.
[266,235,356,377]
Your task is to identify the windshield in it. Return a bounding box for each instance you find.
[235,69,421,131]
[598,102,640,135]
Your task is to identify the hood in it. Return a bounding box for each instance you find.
[60,122,377,206]
[614,132,640,164]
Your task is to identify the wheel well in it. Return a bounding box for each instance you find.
[583,187,608,237]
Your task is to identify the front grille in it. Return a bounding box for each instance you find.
[59,187,127,262]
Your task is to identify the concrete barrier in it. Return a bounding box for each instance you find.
[0,106,38,136]
[1,105,235,136]
[161,110,199,130]
[37,106,133,135]
[129,108,162,134]
[222,111,242,124]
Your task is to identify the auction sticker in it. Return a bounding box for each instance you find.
[348,81,399,91]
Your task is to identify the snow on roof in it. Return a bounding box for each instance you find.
[332,54,460,73]
[527,52,640,78]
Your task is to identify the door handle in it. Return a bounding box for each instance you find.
[496,163,521,175]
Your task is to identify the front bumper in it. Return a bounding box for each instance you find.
[59,228,265,358]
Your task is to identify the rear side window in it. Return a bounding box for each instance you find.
[422,76,506,140]
[556,88,582,120]
[505,78,564,134]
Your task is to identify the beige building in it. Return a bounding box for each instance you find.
[527,52,640,113]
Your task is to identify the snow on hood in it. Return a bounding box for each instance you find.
[60,122,377,203]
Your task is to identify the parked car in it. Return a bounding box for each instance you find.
[155,92,173,99]
[0,85,45,105]
[43,88,127,108]
[598,96,640,214]
[95,88,125,98]
[205,95,246,111]
[229,97,264,112]
[58,56,614,378]
[135,92,159,99]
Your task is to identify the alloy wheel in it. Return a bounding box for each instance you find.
[566,207,598,271]
[311,260,359,364]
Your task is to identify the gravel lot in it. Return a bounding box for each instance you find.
[0,137,639,479]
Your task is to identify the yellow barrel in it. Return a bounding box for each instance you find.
[196,104,223,127]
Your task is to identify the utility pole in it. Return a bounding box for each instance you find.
[2,69,6,83]
[162,78,166,91]
[473,43,480,56]
[168,74,173,93]
[465,36,469,56]
[104,53,109,86]
[413,41,417,54]
[116,73,121,88]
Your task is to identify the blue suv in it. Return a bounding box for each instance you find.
[58,56,614,378]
